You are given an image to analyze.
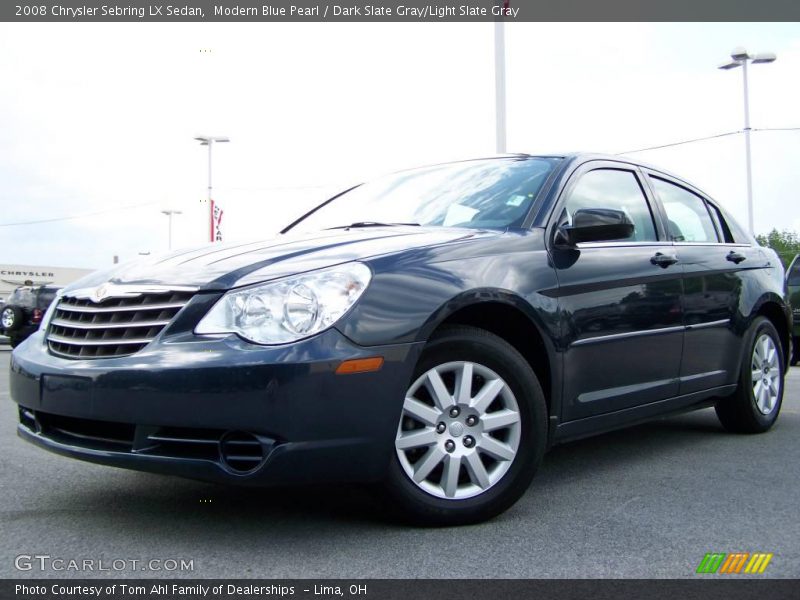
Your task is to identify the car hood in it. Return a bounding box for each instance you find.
[65,226,498,293]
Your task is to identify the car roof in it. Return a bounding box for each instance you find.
[496,152,713,200]
[504,152,676,174]
[371,153,693,191]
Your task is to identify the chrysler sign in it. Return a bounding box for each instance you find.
[0,269,55,278]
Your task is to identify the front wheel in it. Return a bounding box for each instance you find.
[385,325,547,525]
[716,317,784,434]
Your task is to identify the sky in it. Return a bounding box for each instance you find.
[0,21,798,269]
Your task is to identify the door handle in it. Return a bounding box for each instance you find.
[726,251,747,264]
[650,252,678,268]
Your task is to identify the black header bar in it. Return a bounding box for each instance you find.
[4,0,800,22]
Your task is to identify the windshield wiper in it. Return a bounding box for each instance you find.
[326,221,421,230]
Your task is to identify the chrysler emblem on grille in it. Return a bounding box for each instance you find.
[92,284,110,303]
[87,283,143,303]
[77,283,142,304]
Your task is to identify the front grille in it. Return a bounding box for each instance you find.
[47,290,193,359]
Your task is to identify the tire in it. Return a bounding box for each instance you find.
[716,317,784,434]
[9,336,22,348]
[385,325,547,526]
[791,337,799,366]
[1,306,24,332]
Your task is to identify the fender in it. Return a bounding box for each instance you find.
[416,288,564,441]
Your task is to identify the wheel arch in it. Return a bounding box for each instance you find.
[753,296,791,370]
[418,290,560,425]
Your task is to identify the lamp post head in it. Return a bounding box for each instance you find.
[730,47,750,61]
[752,52,777,64]
[719,48,776,70]
[718,60,742,70]
[194,135,230,145]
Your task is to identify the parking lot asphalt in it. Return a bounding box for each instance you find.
[0,346,798,579]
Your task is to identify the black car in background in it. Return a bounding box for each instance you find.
[2,285,61,348]
[9,154,791,525]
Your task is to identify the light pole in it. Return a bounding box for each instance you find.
[194,135,230,242]
[161,210,183,250]
[494,1,507,154]
[719,47,776,235]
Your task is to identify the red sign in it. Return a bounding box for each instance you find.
[210,200,224,243]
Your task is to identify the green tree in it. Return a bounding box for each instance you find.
[756,229,800,268]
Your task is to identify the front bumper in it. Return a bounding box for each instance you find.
[10,328,423,485]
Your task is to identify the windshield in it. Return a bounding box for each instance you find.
[286,157,560,233]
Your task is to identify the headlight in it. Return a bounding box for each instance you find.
[195,262,372,344]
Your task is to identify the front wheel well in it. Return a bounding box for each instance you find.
[432,302,552,414]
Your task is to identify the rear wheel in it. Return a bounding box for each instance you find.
[716,317,784,433]
[385,325,547,525]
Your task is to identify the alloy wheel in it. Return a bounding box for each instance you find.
[395,361,521,500]
[751,333,781,415]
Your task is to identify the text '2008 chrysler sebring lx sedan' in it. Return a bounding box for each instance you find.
[10,154,791,525]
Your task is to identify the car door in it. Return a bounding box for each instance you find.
[645,172,766,394]
[549,162,684,421]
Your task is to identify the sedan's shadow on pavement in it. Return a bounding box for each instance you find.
[537,408,726,483]
[53,408,731,532]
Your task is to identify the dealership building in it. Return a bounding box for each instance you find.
[0,264,93,302]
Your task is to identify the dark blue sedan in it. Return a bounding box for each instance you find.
[10,154,790,524]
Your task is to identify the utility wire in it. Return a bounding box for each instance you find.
[752,127,800,132]
[0,185,342,227]
[616,130,742,155]
[0,200,160,227]
[618,126,800,155]
[215,184,337,191]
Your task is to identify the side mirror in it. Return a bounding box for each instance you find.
[556,208,635,246]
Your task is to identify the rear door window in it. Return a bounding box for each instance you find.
[650,177,719,243]
[705,202,735,243]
